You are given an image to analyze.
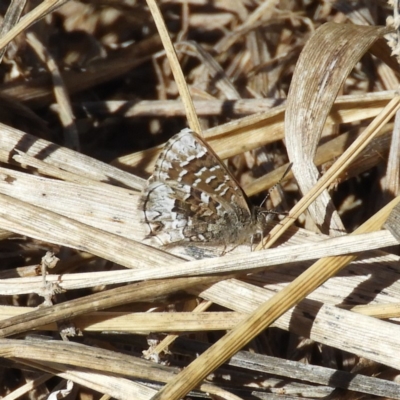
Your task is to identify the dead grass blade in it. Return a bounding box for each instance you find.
[0,0,69,52]
[285,22,391,236]
[0,123,144,189]
[0,276,219,338]
[0,0,26,61]
[123,90,396,177]
[26,31,79,151]
[146,0,201,133]
[0,190,178,270]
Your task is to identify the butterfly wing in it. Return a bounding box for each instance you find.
[142,129,254,245]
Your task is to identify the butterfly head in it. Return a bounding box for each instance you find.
[252,206,276,232]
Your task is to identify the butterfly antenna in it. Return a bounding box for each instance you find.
[259,162,292,208]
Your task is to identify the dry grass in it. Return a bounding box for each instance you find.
[0,1,399,399]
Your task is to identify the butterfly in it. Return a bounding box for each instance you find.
[141,128,284,248]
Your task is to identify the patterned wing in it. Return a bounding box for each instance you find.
[142,129,254,245]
